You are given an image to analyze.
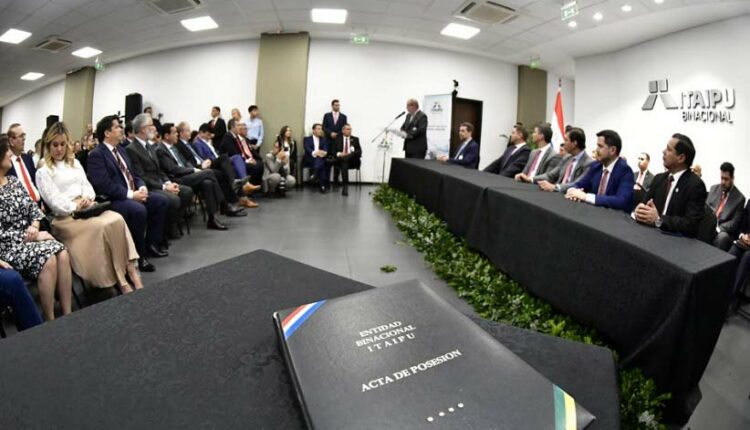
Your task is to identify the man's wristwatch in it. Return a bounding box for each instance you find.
[655,217,663,228]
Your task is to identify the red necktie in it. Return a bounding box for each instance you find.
[236,137,251,159]
[597,169,609,195]
[210,119,216,128]
[528,151,542,175]
[16,156,39,202]
[344,137,349,154]
[716,192,729,217]
[112,148,135,191]
[333,112,338,124]
[561,160,575,183]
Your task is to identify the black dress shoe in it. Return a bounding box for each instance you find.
[320,186,327,194]
[138,258,155,272]
[148,244,169,258]
[207,218,228,230]
[342,188,349,196]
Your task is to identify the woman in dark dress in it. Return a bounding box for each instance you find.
[0,134,72,320]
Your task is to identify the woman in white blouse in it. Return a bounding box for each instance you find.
[35,123,143,293]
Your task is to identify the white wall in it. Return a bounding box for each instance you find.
[1,80,65,149]
[305,40,518,181]
[575,15,750,192]
[546,73,575,128]
[92,40,259,131]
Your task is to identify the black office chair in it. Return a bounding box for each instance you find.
[696,205,718,245]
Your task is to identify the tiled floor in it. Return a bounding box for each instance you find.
[3,184,748,428]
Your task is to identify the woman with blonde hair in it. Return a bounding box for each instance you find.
[0,134,72,320]
[35,122,143,294]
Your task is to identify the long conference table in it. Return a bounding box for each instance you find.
[389,158,737,423]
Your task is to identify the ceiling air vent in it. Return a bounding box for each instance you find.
[454,1,517,25]
[145,0,201,15]
[35,37,72,53]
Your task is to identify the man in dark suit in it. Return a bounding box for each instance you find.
[303,123,329,193]
[219,119,264,191]
[516,123,561,182]
[194,123,258,208]
[175,121,246,215]
[126,113,194,241]
[6,123,41,204]
[565,129,635,213]
[706,162,746,250]
[635,133,708,237]
[208,106,227,148]
[329,123,361,196]
[400,98,428,159]
[633,152,654,192]
[156,123,233,231]
[483,124,531,178]
[323,99,347,144]
[87,115,170,272]
[535,127,592,193]
[437,122,479,169]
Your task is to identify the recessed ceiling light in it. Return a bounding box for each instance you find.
[593,12,603,21]
[0,28,32,44]
[621,4,633,12]
[180,16,218,32]
[440,23,480,40]
[311,8,348,24]
[71,47,102,58]
[654,0,664,4]
[21,72,44,81]
[568,21,578,28]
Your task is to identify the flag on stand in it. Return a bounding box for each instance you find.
[551,81,565,147]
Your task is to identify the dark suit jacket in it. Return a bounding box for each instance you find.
[633,169,655,192]
[332,135,362,163]
[706,184,746,235]
[192,137,218,161]
[522,145,561,176]
[6,153,37,185]
[644,169,708,237]
[126,139,170,191]
[303,136,329,168]
[533,151,593,193]
[483,144,531,178]
[400,110,428,155]
[219,132,245,158]
[323,111,347,142]
[155,143,197,181]
[571,157,635,213]
[87,143,145,201]
[209,117,227,146]
[448,140,479,169]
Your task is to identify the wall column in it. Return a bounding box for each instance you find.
[516,65,547,129]
[63,67,95,139]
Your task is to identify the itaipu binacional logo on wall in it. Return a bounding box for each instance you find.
[641,79,736,124]
[431,101,443,113]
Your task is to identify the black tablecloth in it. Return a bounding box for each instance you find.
[389,158,737,422]
[0,250,619,429]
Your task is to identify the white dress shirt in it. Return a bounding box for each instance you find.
[36,159,96,216]
[662,169,687,215]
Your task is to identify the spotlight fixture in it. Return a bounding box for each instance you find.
[593,12,603,21]
[568,21,578,28]
[621,4,633,12]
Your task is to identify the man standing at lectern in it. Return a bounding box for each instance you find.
[401,98,428,159]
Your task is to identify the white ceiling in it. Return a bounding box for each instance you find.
[1,0,749,107]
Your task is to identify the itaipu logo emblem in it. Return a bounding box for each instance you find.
[642,79,678,111]
[431,101,443,112]
[641,78,735,124]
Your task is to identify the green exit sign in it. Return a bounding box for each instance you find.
[561,1,579,21]
[351,35,370,45]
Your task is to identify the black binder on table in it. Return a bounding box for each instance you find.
[273,281,595,430]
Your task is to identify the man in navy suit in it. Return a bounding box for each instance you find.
[87,115,169,272]
[483,124,530,177]
[322,99,347,144]
[6,123,41,204]
[438,122,479,169]
[303,123,329,193]
[565,129,635,213]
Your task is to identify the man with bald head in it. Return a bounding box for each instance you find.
[400,98,428,159]
[6,123,40,204]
